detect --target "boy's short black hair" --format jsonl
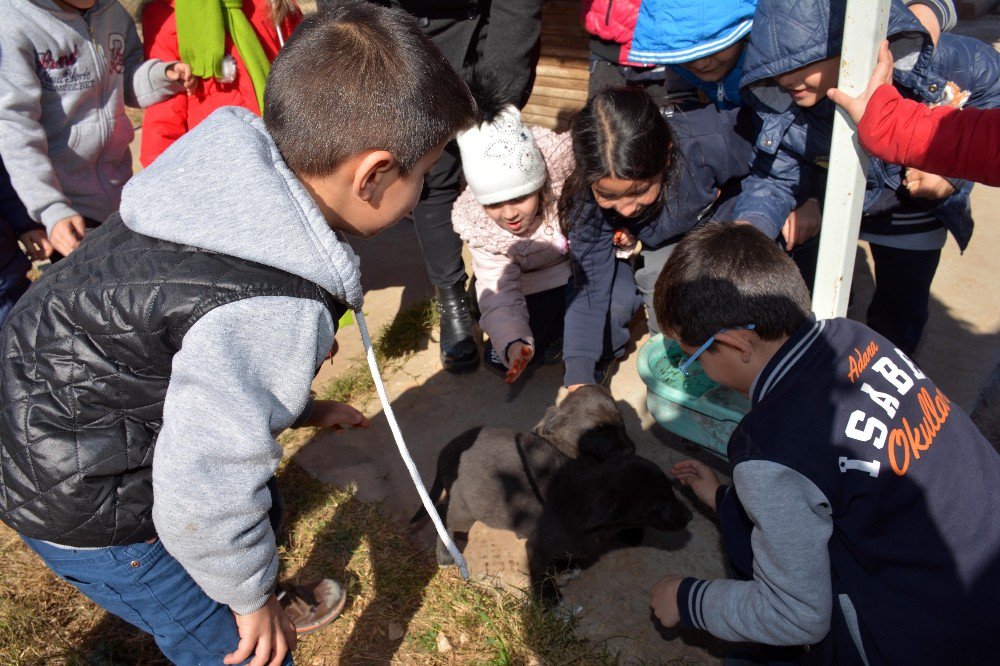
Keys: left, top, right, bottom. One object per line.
{"left": 263, "top": 0, "right": 476, "bottom": 177}
{"left": 654, "top": 223, "right": 812, "bottom": 346}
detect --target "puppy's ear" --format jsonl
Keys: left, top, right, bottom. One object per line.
{"left": 532, "top": 402, "right": 570, "bottom": 441}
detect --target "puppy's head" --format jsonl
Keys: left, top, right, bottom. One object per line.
{"left": 579, "top": 456, "right": 693, "bottom": 534}
{"left": 533, "top": 385, "right": 636, "bottom": 460}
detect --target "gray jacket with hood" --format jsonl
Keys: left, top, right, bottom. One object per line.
{"left": 0, "top": 0, "right": 181, "bottom": 232}
{"left": 121, "top": 107, "right": 363, "bottom": 614}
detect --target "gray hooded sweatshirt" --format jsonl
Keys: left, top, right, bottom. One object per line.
{"left": 119, "top": 106, "right": 364, "bottom": 615}
{"left": 0, "top": 0, "right": 181, "bottom": 232}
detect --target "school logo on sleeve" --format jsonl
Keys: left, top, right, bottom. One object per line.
{"left": 36, "top": 44, "right": 94, "bottom": 92}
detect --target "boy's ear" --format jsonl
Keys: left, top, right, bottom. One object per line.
{"left": 353, "top": 150, "right": 397, "bottom": 202}
{"left": 715, "top": 329, "right": 755, "bottom": 362}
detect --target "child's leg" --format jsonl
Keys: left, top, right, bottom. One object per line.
{"left": 604, "top": 259, "right": 643, "bottom": 358}
{"left": 21, "top": 536, "right": 292, "bottom": 665}
{"left": 866, "top": 244, "right": 941, "bottom": 355}
{"left": 525, "top": 283, "right": 568, "bottom": 361}
{"left": 0, "top": 270, "right": 30, "bottom": 329}
{"left": 634, "top": 243, "right": 677, "bottom": 335}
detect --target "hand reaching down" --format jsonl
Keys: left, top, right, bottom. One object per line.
{"left": 224, "top": 595, "right": 296, "bottom": 666}
{"left": 18, "top": 229, "right": 52, "bottom": 261}
{"left": 671, "top": 459, "right": 721, "bottom": 511}
{"left": 49, "top": 214, "right": 86, "bottom": 256}
{"left": 303, "top": 400, "right": 371, "bottom": 433}
{"left": 505, "top": 341, "right": 534, "bottom": 384}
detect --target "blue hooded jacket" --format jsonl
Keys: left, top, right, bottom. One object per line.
{"left": 629, "top": 0, "right": 753, "bottom": 109}
{"left": 732, "top": 0, "right": 1000, "bottom": 250}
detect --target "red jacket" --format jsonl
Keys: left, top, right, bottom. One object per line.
{"left": 140, "top": 0, "right": 301, "bottom": 166}
{"left": 581, "top": 0, "right": 644, "bottom": 65}
{"left": 858, "top": 84, "right": 1000, "bottom": 187}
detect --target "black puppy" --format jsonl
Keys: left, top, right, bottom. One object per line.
{"left": 411, "top": 386, "right": 691, "bottom": 600}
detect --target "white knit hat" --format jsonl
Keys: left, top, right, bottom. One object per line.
{"left": 456, "top": 105, "right": 547, "bottom": 206}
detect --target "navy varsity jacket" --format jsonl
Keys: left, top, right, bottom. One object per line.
{"left": 677, "top": 317, "right": 1000, "bottom": 665}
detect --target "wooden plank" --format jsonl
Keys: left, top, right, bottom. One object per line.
{"left": 535, "top": 66, "right": 589, "bottom": 83}
{"left": 537, "top": 56, "right": 589, "bottom": 71}
{"left": 524, "top": 93, "right": 587, "bottom": 109}
{"left": 533, "top": 75, "right": 588, "bottom": 91}
{"left": 530, "top": 84, "right": 588, "bottom": 101}
{"left": 540, "top": 44, "right": 590, "bottom": 60}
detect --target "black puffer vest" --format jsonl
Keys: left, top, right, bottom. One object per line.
{"left": 0, "top": 215, "right": 345, "bottom": 546}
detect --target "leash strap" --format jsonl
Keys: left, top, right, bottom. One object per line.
{"left": 354, "top": 309, "right": 470, "bottom": 579}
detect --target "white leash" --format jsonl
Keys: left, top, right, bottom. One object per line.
{"left": 354, "top": 308, "right": 470, "bottom": 580}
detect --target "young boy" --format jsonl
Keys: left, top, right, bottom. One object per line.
{"left": 649, "top": 223, "right": 999, "bottom": 664}
{"left": 0, "top": 3, "right": 476, "bottom": 665}
{"left": 0, "top": 0, "right": 195, "bottom": 258}
{"left": 731, "top": 0, "right": 999, "bottom": 355}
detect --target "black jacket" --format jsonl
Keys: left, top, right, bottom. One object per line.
{"left": 0, "top": 216, "right": 343, "bottom": 546}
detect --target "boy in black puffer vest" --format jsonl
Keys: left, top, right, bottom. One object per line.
{"left": 649, "top": 223, "right": 999, "bottom": 665}
{"left": 0, "top": 3, "right": 476, "bottom": 664}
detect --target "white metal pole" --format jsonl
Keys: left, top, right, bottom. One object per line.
{"left": 812, "top": 0, "right": 891, "bottom": 318}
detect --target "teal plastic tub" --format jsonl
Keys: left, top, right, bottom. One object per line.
{"left": 637, "top": 334, "right": 750, "bottom": 458}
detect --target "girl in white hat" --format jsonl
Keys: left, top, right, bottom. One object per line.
{"left": 452, "top": 78, "right": 574, "bottom": 384}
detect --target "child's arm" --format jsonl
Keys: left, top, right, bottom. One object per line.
{"left": 563, "top": 202, "right": 618, "bottom": 388}
{"left": 836, "top": 82, "right": 1000, "bottom": 186}
{"left": 0, "top": 32, "right": 79, "bottom": 236}
{"left": 906, "top": 0, "right": 957, "bottom": 46}
{"left": 151, "top": 297, "right": 338, "bottom": 618}
{"left": 732, "top": 144, "right": 816, "bottom": 242}
{"left": 122, "top": 13, "right": 190, "bottom": 108}
{"left": 652, "top": 460, "right": 835, "bottom": 645}
{"left": 472, "top": 248, "right": 533, "bottom": 373}
{"left": 139, "top": 0, "right": 191, "bottom": 167}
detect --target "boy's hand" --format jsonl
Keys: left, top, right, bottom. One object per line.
{"left": 166, "top": 62, "right": 198, "bottom": 93}
{"left": 18, "top": 229, "right": 52, "bottom": 261}
{"left": 671, "top": 459, "right": 721, "bottom": 511}
{"left": 650, "top": 574, "right": 685, "bottom": 629}
{"left": 224, "top": 594, "right": 296, "bottom": 666}
{"left": 305, "top": 399, "right": 371, "bottom": 433}
{"left": 904, "top": 168, "right": 956, "bottom": 199}
{"left": 781, "top": 198, "right": 821, "bottom": 251}
{"left": 827, "top": 40, "right": 894, "bottom": 126}
{"left": 505, "top": 342, "right": 534, "bottom": 384}
{"left": 50, "top": 214, "right": 86, "bottom": 256}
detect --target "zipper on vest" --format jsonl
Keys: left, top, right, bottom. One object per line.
{"left": 605, "top": 0, "right": 613, "bottom": 25}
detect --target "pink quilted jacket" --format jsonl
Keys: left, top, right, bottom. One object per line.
{"left": 581, "top": 0, "right": 644, "bottom": 65}
{"left": 451, "top": 127, "right": 574, "bottom": 367}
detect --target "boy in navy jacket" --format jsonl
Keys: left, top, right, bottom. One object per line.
{"left": 649, "top": 223, "right": 999, "bottom": 665}
{"left": 731, "top": 0, "right": 1000, "bottom": 355}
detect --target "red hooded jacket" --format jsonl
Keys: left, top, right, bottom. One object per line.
{"left": 857, "top": 84, "right": 1000, "bottom": 187}
{"left": 140, "top": 0, "right": 301, "bottom": 166}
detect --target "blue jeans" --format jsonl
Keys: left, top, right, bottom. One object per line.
{"left": 23, "top": 476, "right": 291, "bottom": 665}
{"left": 22, "top": 536, "right": 293, "bottom": 665}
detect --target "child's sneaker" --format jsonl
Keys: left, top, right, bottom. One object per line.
{"left": 278, "top": 579, "right": 347, "bottom": 636}
{"left": 482, "top": 339, "right": 507, "bottom": 376}
{"left": 594, "top": 356, "right": 619, "bottom": 387}
{"left": 541, "top": 338, "right": 563, "bottom": 365}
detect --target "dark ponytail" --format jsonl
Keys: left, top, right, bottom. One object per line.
{"left": 558, "top": 87, "right": 678, "bottom": 234}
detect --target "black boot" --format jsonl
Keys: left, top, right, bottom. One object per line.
{"left": 435, "top": 284, "right": 479, "bottom": 373}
